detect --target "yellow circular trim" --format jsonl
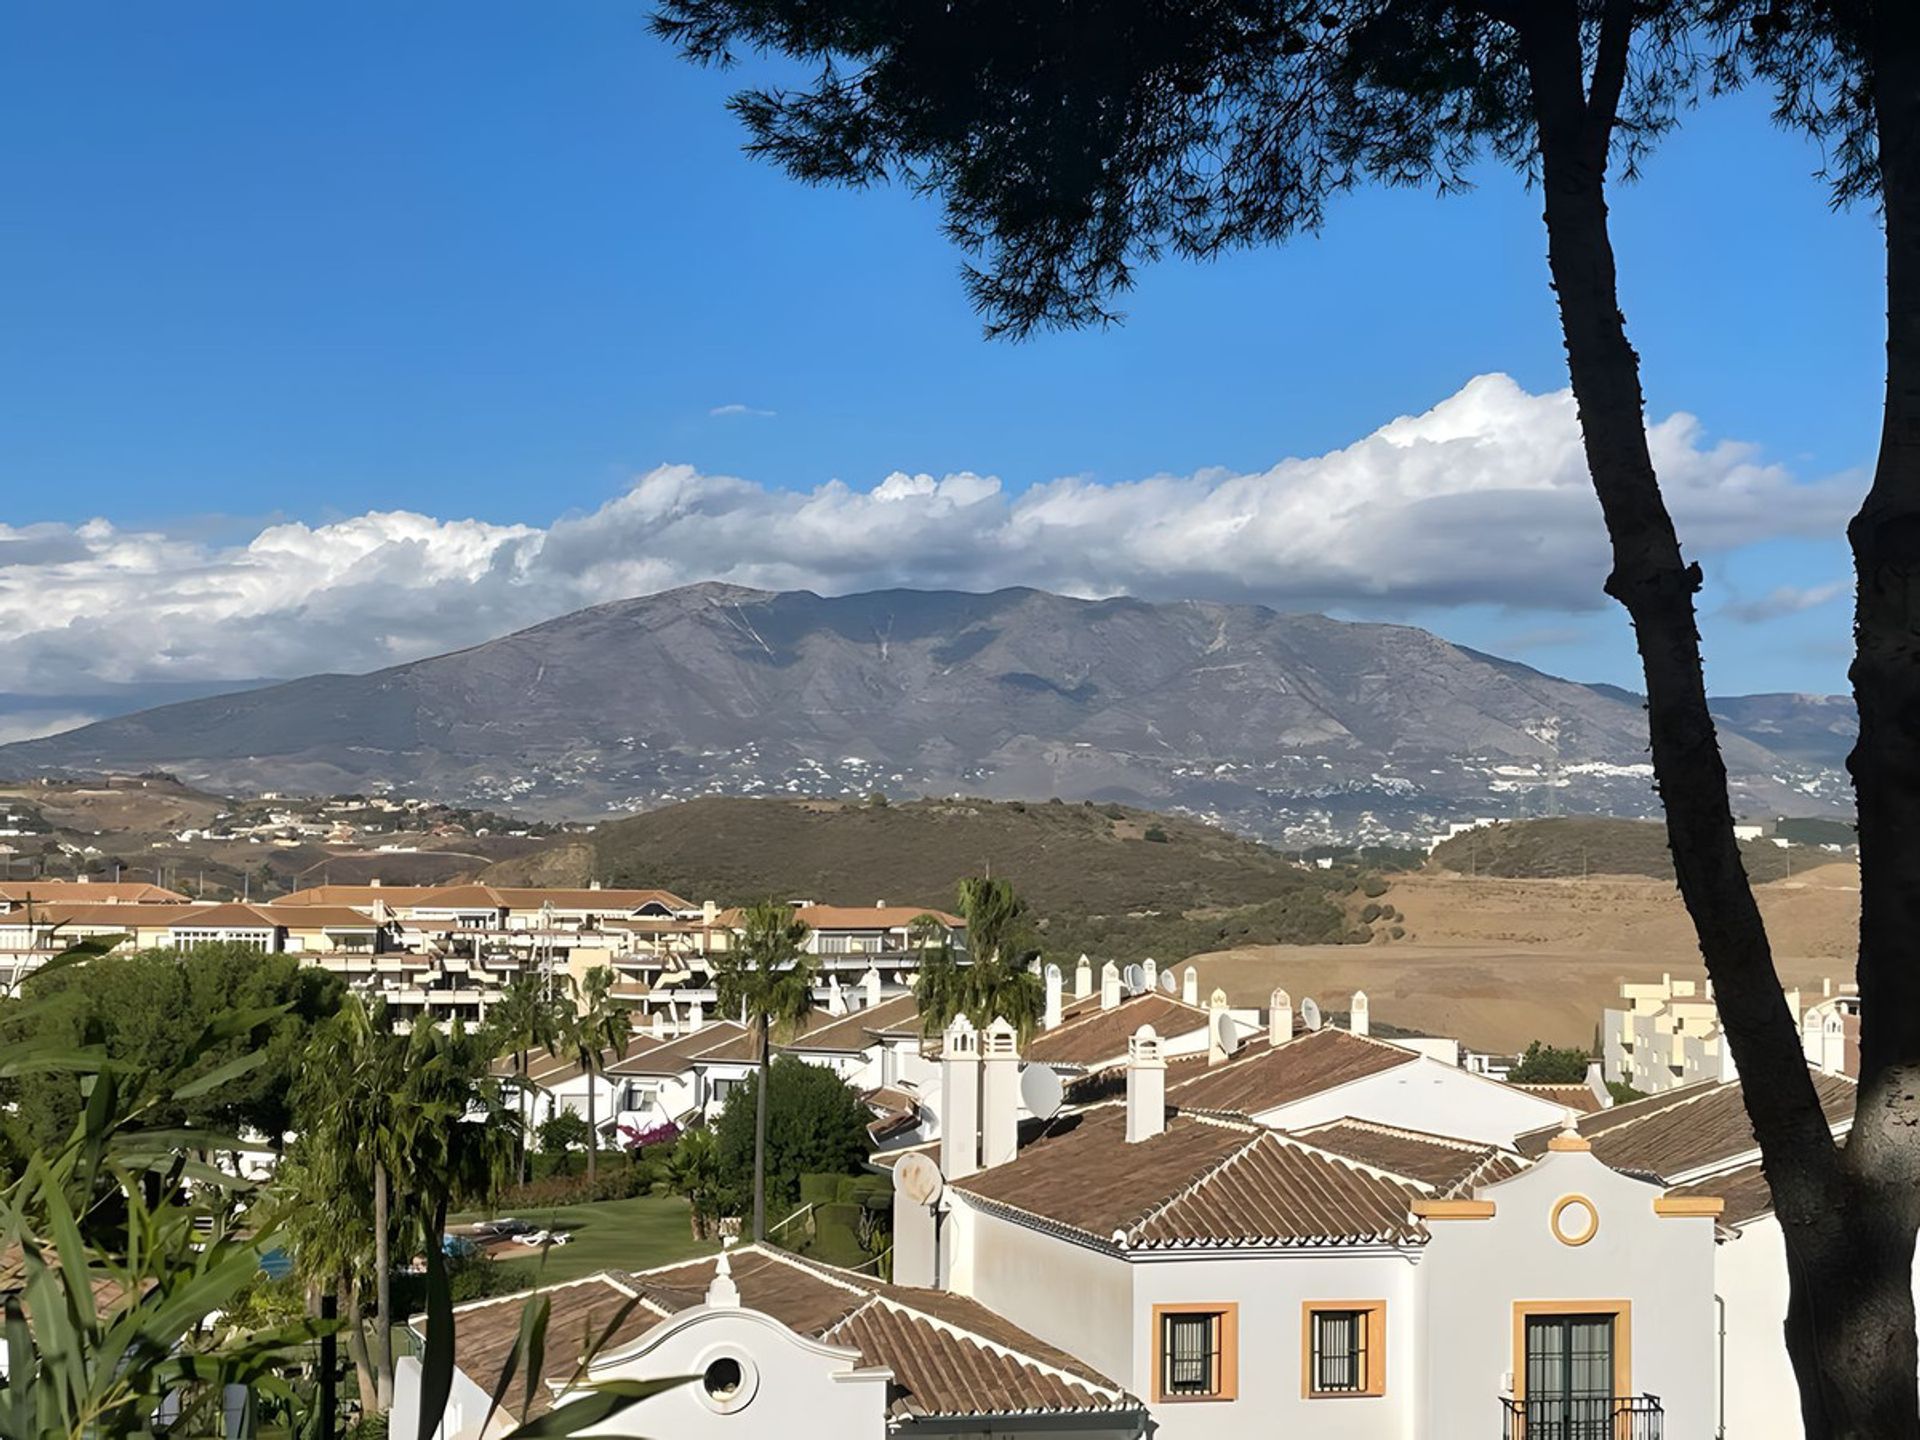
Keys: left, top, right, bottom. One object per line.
{"left": 1551, "top": 1194, "right": 1600, "bottom": 1247}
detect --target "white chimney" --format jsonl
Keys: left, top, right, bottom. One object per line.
{"left": 1270, "top": 987, "right": 1293, "bottom": 1047}
{"left": 651, "top": 1009, "right": 668, "bottom": 1040}
{"left": 689, "top": 1001, "right": 705, "bottom": 1033}
{"left": 862, "top": 966, "right": 883, "bottom": 1010}
{"left": 1126, "top": 1025, "right": 1166, "bottom": 1143}
{"left": 1075, "top": 955, "right": 1093, "bottom": 1000}
{"left": 1207, "top": 987, "right": 1230, "bottom": 1066}
{"left": 980, "top": 1016, "right": 1019, "bottom": 1169}
{"left": 1143, "top": 957, "right": 1158, "bottom": 992}
{"left": 703, "top": 899, "right": 719, "bottom": 926}
{"left": 1350, "top": 990, "right": 1370, "bottom": 1037}
{"left": 1100, "top": 961, "right": 1122, "bottom": 1011}
{"left": 826, "top": 975, "right": 847, "bottom": 1016}
{"left": 1182, "top": 966, "right": 1199, "bottom": 1007}
{"left": 941, "top": 1016, "right": 981, "bottom": 1180}
{"left": 1044, "top": 965, "right": 1063, "bottom": 1031}
{"left": 590, "top": 879, "right": 603, "bottom": 891}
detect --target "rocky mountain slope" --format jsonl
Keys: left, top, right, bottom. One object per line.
{"left": 0, "top": 584, "right": 1851, "bottom": 843}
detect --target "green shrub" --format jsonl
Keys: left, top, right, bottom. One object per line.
{"left": 1359, "top": 902, "right": 1383, "bottom": 923}
{"left": 1143, "top": 825, "right": 1169, "bottom": 843}
{"left": 799, "top": 1173, "right": 844, "bottom": 1207}
{"left": 1360, "top": 875, "right": 1389, "bottom": 898}
{"left": 1389, "top": 925, "right": 1406, "bottom": 940}
{"left": 1510, "top": 1040, "right": 1593, "bottom": 1084}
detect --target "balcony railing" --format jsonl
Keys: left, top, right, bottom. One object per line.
{"left": 1500, "top": 1395, "right": 1662, "bottom": 1440}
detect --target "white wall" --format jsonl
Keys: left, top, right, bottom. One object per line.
{"left": 1717, "top": 1215, "right": 1800, "bottom": 1439}
{"left": 578, "top": 1304, "right": 889, "bottom": 1440}
{"left": 1420, "top": 1150, "right": 1719, "bottom": 1440}
{"left": 1259, "top": 1058, "right": 1567, "bottom": 1147}
{"left": 1127, "top": 1250, "right": 1422, "bottom": 1440}
{"left": 953, "top": 1204, "right": 1136, "bottom": 1387}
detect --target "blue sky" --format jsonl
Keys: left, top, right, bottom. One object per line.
{"left": 0, "top": 2, "right": 1886, "bottom": 717}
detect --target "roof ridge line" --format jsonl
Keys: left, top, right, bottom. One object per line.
{"left": 1452, "top": 1147, "right": 1531, "bottom": 1196}
{"left": 756, "top": 1243, "right": 880, "bottom": 1298}
{"left": 867, "top": 1295, "right": 1127, "bottom": 1400}
{"left": 1303, "top": 1116, "right": 1503, "bottom": 1155}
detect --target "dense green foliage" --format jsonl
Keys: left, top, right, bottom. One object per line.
{"left": 0, "top": 942, "right": 344, "bottom": 1171}
{"left": 1509, "top": 1040, "right": 1596, "bottom": 1085}
{"left": 713, "top": 1057, "right": 871, "bottom": 1219}
{"left": 914, "top": 877, "right": 1044, "bottom": 1037}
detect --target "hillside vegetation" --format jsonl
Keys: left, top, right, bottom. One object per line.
{"left": 1429, "top": 817, "right": 1796, "bottom": 883}
{"left": 485, "top": 795, "right": 1364, "bottom": 958}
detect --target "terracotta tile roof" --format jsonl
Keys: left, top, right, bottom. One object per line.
{"left": 433, "top": 1274, "right": 655, "bottom": 1419}
{"left": 632, "top": 1248, "right": 1133, "bottom": 1420}
{"left": 490, "top": 887, "right": 691, "bottom": 912}
{"left": 794, "top": 904, "right": 962, "bottom": 931}
{"left": 276, "top": 884, "right": 440, "bottom": 907}
{"left": 0, "top": 881, "right": 188, "bottom": 905}
{"left": 492, "top": 1039, "right": 661, "bottom": 1088}
{"left": 1027, "top": 993, "right": 1209, "bottom": 1069}
{"left": 606, "top": 1022, "right": 750, "bottom": 1076}
{"left": 253, "top": 904, "right": 383, "bottom": 928}
{"left": 1670, "top": 1161, "right": 1777, "bottom": 1228}
{"left": 781, "top": 994, "right": 924, "bottom": 1054}
{"left": 1510, "top": 1082, "right": 1606, "bottom": 1115}
{"left": 1290, "top": 1119, "right": 1528, "bottom": 1196}
{"left": 156, "top": 903, "right": 285, "bottom": 928}
{"left": 954, "top": 1107, "right": 1425, "bottom": 1249}
{"left": 1515, "top": 1072, "right": 1857, "bottom": 1180}
{"left": 7, "top": 902, "right": 216, "bottom": 928}
{"left": 1165, "top": 1026, "right": 1417, "bottom": 1117}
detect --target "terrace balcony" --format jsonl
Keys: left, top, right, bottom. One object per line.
{"left": 1500, "top": 1394, "right": 1662, "bottom": 1440}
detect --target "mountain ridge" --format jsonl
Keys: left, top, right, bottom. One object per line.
{"left": 0, "top": 583, "right": 1852, "bottom": 842}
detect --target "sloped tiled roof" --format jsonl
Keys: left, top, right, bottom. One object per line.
{"left": 954, "top": 1107, "right": 1424, "bottom": 1249}
{"left": 781, "top": 993, "right": 923, "bottom": 1054}
{"left": 1166, "top": 1026, "right": 1417, "bottom": 1116}
{"left": 0, "top": 880, "right": 188, "bottom": 905}
{"left": 1515, "top": 1072, "right": 1856, "bottom": 1180}
{"left": 1670, "top": 1160, "right": 1777, "bottom": 1229}
{"left": 1027, "top": 993, "right": 1209, "bottom": 1069}
{"left": 431, "top": 1274, "right": 655, "bottom": 1419}
{"left": 1290, "top": 1118, "right": 1527, "bottom": 1196}
{"left": 606, "top": 1021, "right": 751, "bottom": 1077}
{"left": 632, "top": 1247, "right": 1133, "bottom": 1421}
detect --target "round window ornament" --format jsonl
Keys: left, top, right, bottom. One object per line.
{"left": 1550, "top": 1194, "right": 1600, "bottom": 1247}
{"left": 698, "top": 1351, "right": 760, "bottom": 1414}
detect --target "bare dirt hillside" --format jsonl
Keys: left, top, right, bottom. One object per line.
{"left": 1188, "top": 864, "right": 1859, "bottom": 1054}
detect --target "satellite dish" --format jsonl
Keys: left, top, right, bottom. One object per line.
{"left": 1160, "top": 970, "right": 1178, "bottom": 995}
{"left": 1123, "top": 963, "right": 1147, "bottom": 995}
{"left": 1211, "top": 1010, "right": 1241, "bottom": 1055}
{"left": 1301, "top": 997, "right": 1323, "bottom": 1033}
{"left": 1019, "top": 1062, "right": 1064, "bottom": 1121}
{"left": 893, "top": 1152, "right": 945, "bottom": 1208}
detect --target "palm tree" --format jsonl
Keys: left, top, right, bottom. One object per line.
{"left": 913, "top": 877, "right": 1044, "bottom": 1039}
{"left": 657, "top": 1127, "right": 720, "bottom": 1239}
{"left": 712, "top": 900, "right": 815, "bottom": 1242}
{"left": 487, "top": 971, "right": 568, "bottom": 1184}
{"left": 565, "top": 966, "right": 632, "bottom": 1187}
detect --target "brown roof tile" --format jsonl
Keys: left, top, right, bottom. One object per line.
{"left": 781, "top": 993, "right": 924, "bottom": 1054}
{"left": 436, "top": 1275, "right": 655, "bottom": 1419}
{"left": 1515, "top": 1072, "right": 1856, "bottom": 1180}
{"left": 1291, "top": 1119, "right": 1528, "bottom": 1195}
{"left": 607, "top": 1022, "right": 751, "bottom": 1076}
{"left": 954, "top": 1107, "right": 1424, "bottom": 1248}
{"left": 1671, "top": 1161, "right": 1777, "bottom": 1228}
{"left": 635, "top": 1247, "right": 868, "bottom": 1333}
{"left": 1027, "top": 993, "right": 1209, "bottom": 1069}
{"left": 1166, "top": 1026, "right": 1416, "bottom": 1116}
{"left": 0, "top": 881, "right": 188, "bottom": 905}
{"left": 1510, "top": 1083, "right": 1606, "bottom": 1115}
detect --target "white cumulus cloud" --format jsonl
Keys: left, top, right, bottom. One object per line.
{"left": 0, "top": 374, "right": 1857, "bottom": 706}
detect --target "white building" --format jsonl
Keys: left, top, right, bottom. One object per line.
{"left": 1601, "top": 973, "right": 1861, "bottom": 1094}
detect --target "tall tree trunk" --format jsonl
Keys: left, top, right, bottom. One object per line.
{"left": 372, "top": 1159, "right": 394, "bottom": 1412}
{"left": 1808, "top": 10, "right": 1920, "bottom": 1439}
{"left": 586, "top": 1063, "right": 598, "bottom": 1187}
{"left": 1512, "top": 5, "right": 1904, "bottom": 1432}
{"left": 342, "top": 1280, "right": 379, "bottom": 1419}
{"left": 753, "top": 1021, "right": 770, "bottom": 1242}
{"left": 517, "top": 1046, "right": 529, "bottom": 1187}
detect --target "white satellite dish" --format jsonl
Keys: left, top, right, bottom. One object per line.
{"left": 1123, "top": 962, "right": 1147, "bottom": 995}
{"left": 1300, "top": 996, "right": 1323, "bottom": 1033}
{"left": 893, "top": 1152, "right": 945, "bottom": 1208}
{"left": 1211, "top": 1009, "right": 1241, "bottom": 1055}
{"left": 1160, "top": 970, "right": 1178, "bottom": 995}
{"left": 1019, "top": 1062, "right": 1064, "bottom": 1121}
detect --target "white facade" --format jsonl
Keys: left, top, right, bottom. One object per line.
{"left": 1252, "top": 1054, "right": 1569, "bottom": 1148}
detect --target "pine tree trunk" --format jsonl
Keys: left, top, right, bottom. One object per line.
{"left": 1797, "top": 12, "right": 1920, "bottom": 1437}
{"left": 753, "top": 1021, "right": 770, "bottom": 1242}
{"left": 517, "top": 1046, "right": 529, "bottom": 1186}
{"left": 1512, "top": 5, "right": 1910, "bottom": 1431}
{"left": 372, "top": 1158, "right": 394, "bottom": 1412}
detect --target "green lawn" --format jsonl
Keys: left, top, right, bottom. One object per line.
{"left": 454, "top": 1195, "right": 716, "bottom": 1289}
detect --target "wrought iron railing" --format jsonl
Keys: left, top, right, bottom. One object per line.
{"left": 1500, "top": 1394, "right": 1663, "bottom": 1440}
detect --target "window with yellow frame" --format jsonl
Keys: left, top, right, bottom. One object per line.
{"left": 1302, "top": 1300, "right": 1387, "bottom": 1398}
{"left": 1152, "top": 1303, "right": 1239, "bottom": 1402}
